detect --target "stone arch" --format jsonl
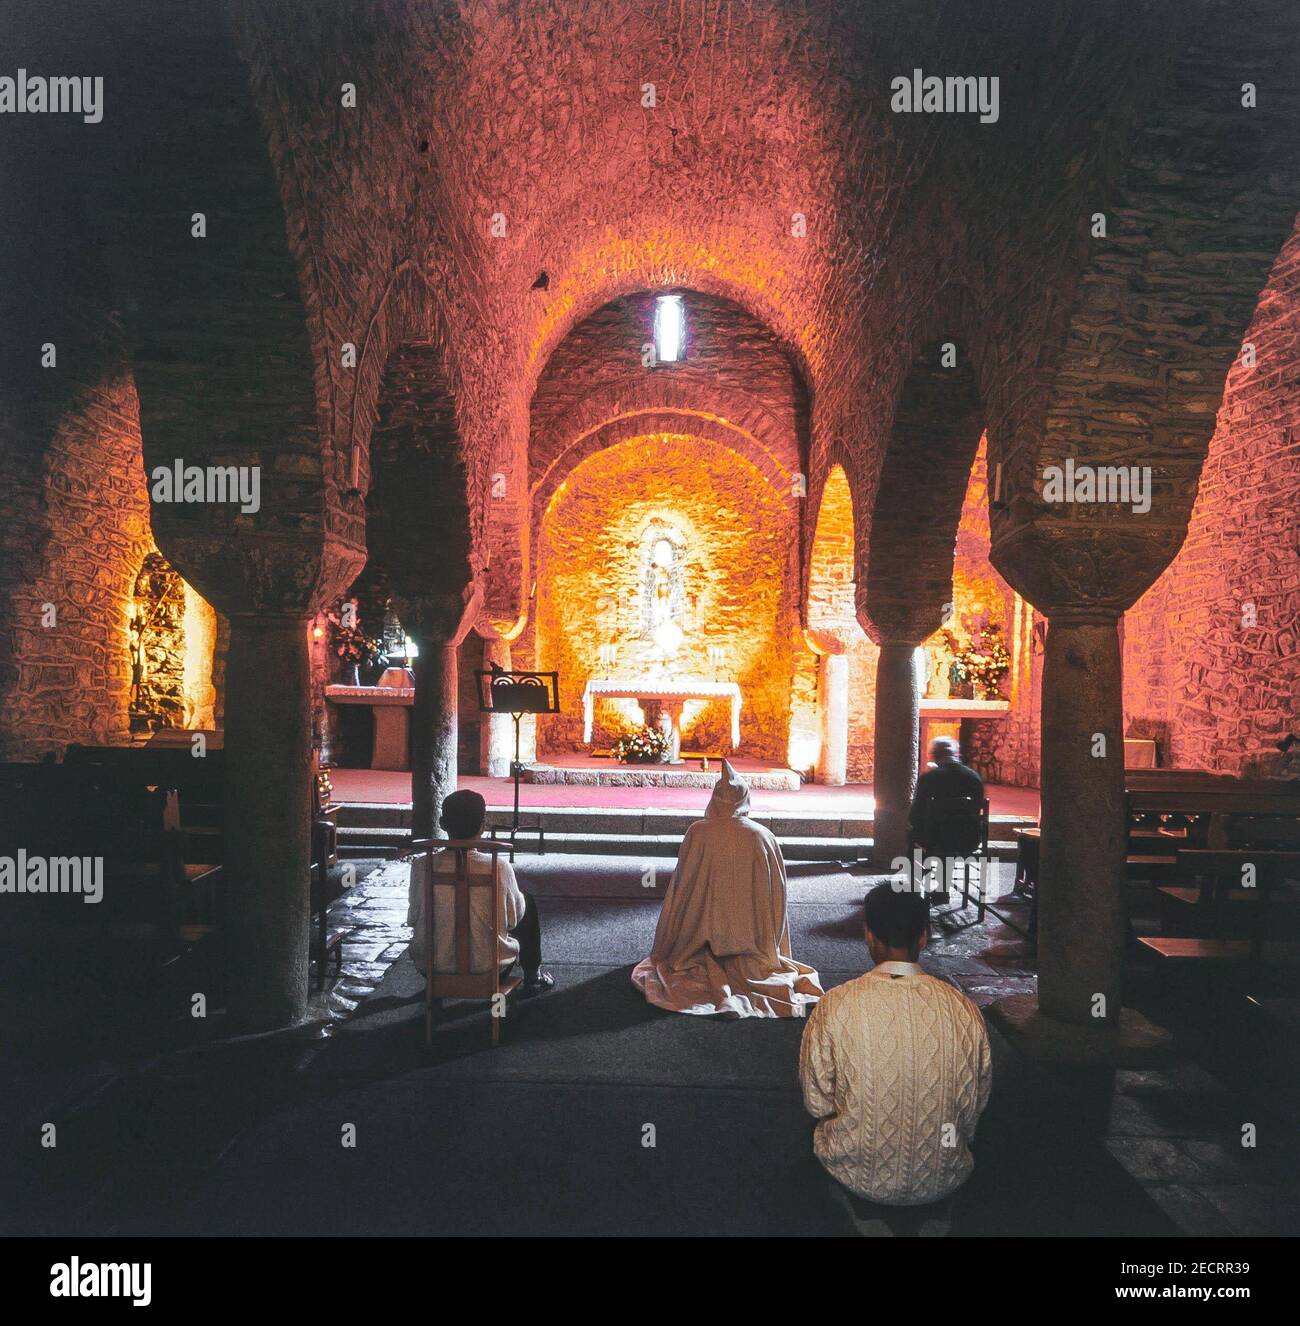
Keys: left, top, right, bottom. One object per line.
{"left": 988, "top": 5, "right": 1300, "bottom": 616}
{"left": 863, "top": 342, "right": 986, "bottom": 645}
{"left": 521, "top": 256, "right": 820, "bottom": 410}
{"left": 531, "top": 408, "right": 796, "bottom": 550}
{"left": 531, "top": 431, "right": 801, "bottom": 763}
{"left": 801, "top": 462, "right": 879, "bottom": 785}
{"left": 365, "top": 342, "right": 476, "bottom": 627}
{"left": 528, "top": 288, "right": 810, "bottom": 613}
{"left": 85, "top": 1, "right": 365, "bottom": 619}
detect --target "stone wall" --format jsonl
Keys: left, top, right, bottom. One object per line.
{"left": 0, "top": 371, "right": 224, "bottom": 761}
{"left": 1122, "top": 223, "right": 1300, "bottom": 776}
{"left": 0, "top": 375, "right": 152, "bottom": 759}
{"left": 532, "top": 433, "right": 799, "bottom": 762}
{"left": 530, "top": 290, "right": 806, "bottom": 503}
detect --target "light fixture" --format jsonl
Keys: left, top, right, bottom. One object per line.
{"left": 654, "top": 294, "right": 685, "bottom": 363}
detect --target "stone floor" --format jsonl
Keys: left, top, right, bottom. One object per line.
{"left": 2, "top": 852, "right": 1296, "bottom": 1236}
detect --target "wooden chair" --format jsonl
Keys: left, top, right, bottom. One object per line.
{"left": 409, "top": 837, "right": 522, "bottom": 1047}
{"left": 910, "top": 796, "right": 990, "bottom": 922}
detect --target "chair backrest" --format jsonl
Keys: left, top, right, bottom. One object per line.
{"left": 409, "top": 837, "right": 511, "bottom": 998}
{"left": 914, "top": 795, "right": 989, "bottom": 858}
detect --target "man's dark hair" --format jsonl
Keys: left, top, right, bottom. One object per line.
{"left": 862, "top": 881, "right": 929, "bottom": 951}
{"left": 440, "top": 789, "right": 487, "bottom": 840}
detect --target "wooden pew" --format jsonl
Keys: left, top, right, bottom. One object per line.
{"left": 1141, "top": 845, "right": 1300, "bottom": 973}
{"left": 1124, "top": 784, "right": 1300, "bottom": 878}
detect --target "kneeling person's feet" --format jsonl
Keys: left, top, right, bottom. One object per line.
{"left": 521, "top": 969, "right": 555, "bottom": 998}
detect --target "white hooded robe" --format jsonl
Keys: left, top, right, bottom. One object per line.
{"left": 630, "top": 760, "right": 824, "bottom": 1018}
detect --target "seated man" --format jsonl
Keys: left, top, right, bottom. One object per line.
{"left": 407, "top": 789, "right": 553, "bottom": 996}
{"left": 908, "top": 736, "right": 986, "bottom": 898}
{"left": 799, "top": 882, "right": 991, "bottom": 1235}
{"left": 631, "top": 759, "right": 822, "bottom": 1018}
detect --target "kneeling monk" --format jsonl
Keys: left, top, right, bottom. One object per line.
{"left": 632, "top": 760, "right": 823, "bottom": 1018}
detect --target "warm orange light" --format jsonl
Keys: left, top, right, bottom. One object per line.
{"left": 180, "top": 580, "right": 217, "bottom": 729}
{"left": 534, "top": 431, "right": 798, "bottom": 761}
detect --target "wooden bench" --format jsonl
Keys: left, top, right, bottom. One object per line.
{"left": 1124, "top": 785, "right": 1300, "bottom": 879}
{"left": 1140, "top": 847, "right": 1300, "bottom": 974}
{"left": 12, "top": 746, "right": 350, "bottom": 990}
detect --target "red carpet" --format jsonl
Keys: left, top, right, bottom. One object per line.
{"left": 330, "top": 766, "right": 1040, "bottom": 817}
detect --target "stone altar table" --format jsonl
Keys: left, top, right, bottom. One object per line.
{"left": 326, "top": 672, "right": 415, "bottom": 771}
{"left": 919, "top": 697, "right": 1010, "bottom": 754}
{"left": 582, "top": 678, "right": 742, "bottom": 763}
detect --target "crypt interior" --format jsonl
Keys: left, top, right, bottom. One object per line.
{"left": 1, "top": 0, "right": 1299, "bottom": 1238}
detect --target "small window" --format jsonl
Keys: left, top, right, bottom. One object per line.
{"left": 654, "top": 294, "right": 685, "bottom": 363}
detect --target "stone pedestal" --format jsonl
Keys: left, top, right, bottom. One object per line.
{"left": 872, "top": 639, "right": 921, "bottom": 864}
{"left": 988, "top": 993, "right": 1174, "bottom": 1070}
{"left": 410, "top": 635, "right": 458, "bottom": 842}
{"left": 222, "top": 614, "right": 313, "bottom": 1031}
{"left": 816, "top": 651, "right": 848, "bottom": 786}
{"left": 642, "top": 698, "right": 685, "bottom": 763}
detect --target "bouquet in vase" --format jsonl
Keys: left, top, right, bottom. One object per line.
{"left": 614, "top": 725, "right": 671, "bottom": 764}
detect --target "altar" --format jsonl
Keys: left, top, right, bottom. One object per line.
{"left": 582, "top": 678, "right": 742, "bottom": 763}
{"left": 325, "top": 667, "right": 415, "bottom": 771}
{"left": 918, "top": 697, "right": 1010, "bottom": 753}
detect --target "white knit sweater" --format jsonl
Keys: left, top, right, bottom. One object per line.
{"left": 799, "top": 962, "right": 992, "bottom": 1204}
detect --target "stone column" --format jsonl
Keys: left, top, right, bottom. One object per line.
{"left": 872, "top": 638, "right": 921, "bottom": 865}
{"left": 480, "top": 636, "right": 515, "bottom": 778}
{"left": 222, "top": 613, "right": 313, "bottom": 1031}
{"left": 1036, "top": 610, "right": 1126, "bottom": 1027}
{"left": 410, "top": 633, "right": 458, "bottom": 842}
{"left": 816, "top": 650, "right": 849, "bottom": 786}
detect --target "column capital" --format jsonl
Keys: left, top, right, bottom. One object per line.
{"left": 859, "top": 607, "right": 933, "bottom": 651}
{"left": 803, "top": 627, "right": 848, "bottom": 657}
{"left": 1044, "top": 605, "right": 1123, "bottom": 627}
{"left": 990, "top": 522, "right": 1179, "bottom": 618}
{"left": 873, "top": 633, "right": 926, "bottom": 652}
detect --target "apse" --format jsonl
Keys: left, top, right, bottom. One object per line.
{"left": 533, "top": 432, "right": 798, "bottom": 761}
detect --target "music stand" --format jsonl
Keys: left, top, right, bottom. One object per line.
{"left": 477, "top": 669, "right": 559, "bottom": 860}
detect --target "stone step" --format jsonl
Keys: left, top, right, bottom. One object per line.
{"left": 337, "top": 820, "right": 1024, "bottom": 863}
{"left": 335, "top": 799, "right": 1036, "bottom": 839}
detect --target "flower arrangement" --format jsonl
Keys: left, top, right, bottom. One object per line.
{"left": 614, "top": 725, "right": 671, "bottom": 764}
{"left": 955, "top": 622, "right": 1011, "bottom": 700}
{"left": 327, "top": 610, "right": 384, "bottom": 676}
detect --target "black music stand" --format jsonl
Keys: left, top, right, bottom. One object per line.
{"left": 477, "top": 669, "right": 559, "bottom": 860}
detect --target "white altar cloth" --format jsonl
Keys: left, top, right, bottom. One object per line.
{"left": 582, "top": 679, "right": 742, "bottom": 747}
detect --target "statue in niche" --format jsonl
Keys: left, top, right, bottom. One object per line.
{"left": 640, "top": 530, "right": 686, "bottom": 663}
{"left": 649, "top": 538, "right": 675, "bottom": 627}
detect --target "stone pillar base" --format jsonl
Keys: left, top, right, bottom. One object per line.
{"left": 987, "top": 993, "right": 1174, "bottom": 1069}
